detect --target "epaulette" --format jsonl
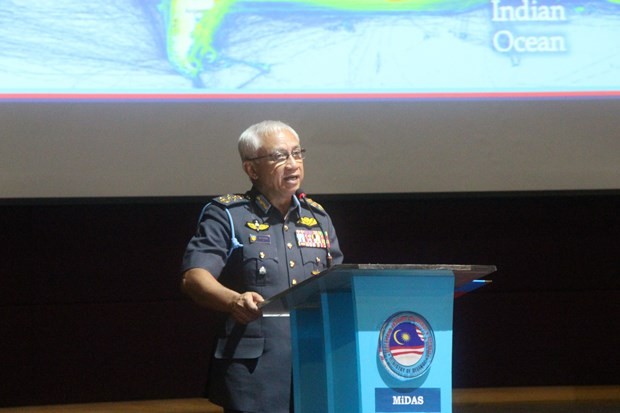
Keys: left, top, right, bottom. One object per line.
{"left": 304, "top": 196, "right": 326, "bottom": 214}
{"left": 212, "top": 194, "right": 249, "bottom": 207}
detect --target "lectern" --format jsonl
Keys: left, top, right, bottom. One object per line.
{"left": 260, "top": 264, "right": 496, "bottom": 413}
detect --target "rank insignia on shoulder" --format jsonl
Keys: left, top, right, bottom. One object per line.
{"left": 304, "top": 197, "right": 325, "bottom": 212}
{"left": 298, "top": 216, "right": 318, "bottom": 228}
{"left": 246, "top": 220, "right": 270, "bottom": 232}
{"left": 215, "top": 194, "right": 247, "bottom": 205}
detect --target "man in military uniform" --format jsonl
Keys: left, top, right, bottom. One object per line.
{"left": 181, "top": 120, "right": 344, "bottom": 413}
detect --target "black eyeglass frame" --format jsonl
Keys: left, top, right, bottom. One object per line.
{"left": 245, "top": 148, "right": 306, "bottom": 163}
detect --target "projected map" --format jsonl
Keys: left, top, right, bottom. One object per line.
{"left": 0, "top": 0, "right": 619, "bottom": 97}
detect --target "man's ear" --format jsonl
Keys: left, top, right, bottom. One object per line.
{"left": 243, "top": 161, "right": 258, "bottom": 180}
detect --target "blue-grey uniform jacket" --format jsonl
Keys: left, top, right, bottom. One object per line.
{"left": 182, "top": 188, "right": 343, "bottom": 413}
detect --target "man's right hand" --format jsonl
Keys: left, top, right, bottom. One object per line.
{"left": 229, "top": 291, "right": 264, "bottom": 324}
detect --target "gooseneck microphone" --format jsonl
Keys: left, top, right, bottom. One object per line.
{"left": 296, "top": 189, "right": 332, "bottom": 268}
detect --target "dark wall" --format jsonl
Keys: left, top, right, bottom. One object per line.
{"left": 1, "top": 192, "right": 619, "bottom": 407}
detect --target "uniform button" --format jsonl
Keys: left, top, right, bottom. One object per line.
{"left": 259, "top": 266, "right": 267, "bottom": 275}
{"left": 259, "top": 252, "right": 266, "bottom": 259}
{"left": 283, "top": 225, "right": 289, "bottom": 231}
{"left": 289, "top": 260, "right": 296, "bottom": 268}
{"left": 315, "top": 257, "right": 321, "bottom": 263}
{"left": 287, "top": 243, "right": 293, "bottom": 249}
{"left": 292, "top": 279, "right": 297, "bottom": 285}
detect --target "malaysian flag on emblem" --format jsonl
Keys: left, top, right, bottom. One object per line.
{"left": 389, "top": 322, "right": 425, "bottom": 366}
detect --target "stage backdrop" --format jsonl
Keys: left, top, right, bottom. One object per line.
{"left": 2, "top": 0, "right": 620, "bottom": 199}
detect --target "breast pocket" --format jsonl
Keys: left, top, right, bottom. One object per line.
{"left": 242, "top": 242, "right": 279, "bottom": 286}
{"left": 299, "top": 247, "right": 328, "bottom": 277}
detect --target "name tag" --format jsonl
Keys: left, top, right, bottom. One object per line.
{"left": 249, "top": 234, "right": 271, "bottom": 244}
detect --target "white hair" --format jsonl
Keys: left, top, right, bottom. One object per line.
{"left": 238, "top": 120, "right": 299, "bottom": 161}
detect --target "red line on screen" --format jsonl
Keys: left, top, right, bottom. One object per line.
{"left": 2, "top": 91, "right": 619, "bottom": 101}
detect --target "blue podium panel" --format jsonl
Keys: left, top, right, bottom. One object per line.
{"left": 291, "top": 291, "right": 360, "bottom": 413}
{"left": 264, "top": 264, "right": 496, "bottom": 413}
{"left": 291, "top": 308, "right": 328, "bottom": 413}
{"left": 321, "top": 291, "right": 360, "bottom": 412}
{"left": 353, "top": 272, "right": 455, "bottom": 413}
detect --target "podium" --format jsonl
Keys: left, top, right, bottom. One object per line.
{"left": 260, "top": 264, "right": 496, "bottom": 413}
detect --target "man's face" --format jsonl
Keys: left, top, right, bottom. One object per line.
{"left": 247, "top": 128, "right": 304, "bottom": 201}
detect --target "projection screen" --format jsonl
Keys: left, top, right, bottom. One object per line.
{"left": 1, "top": 0, "right": 619, "bottom": 198}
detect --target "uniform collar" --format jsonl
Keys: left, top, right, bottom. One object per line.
{"left": 248, "top": 187, "right": 301, "bottom": 217}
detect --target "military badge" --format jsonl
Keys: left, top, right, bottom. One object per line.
{"left": 246, "top": 220, "right": 269, "bottom": 232}
{"left": 297, "top": 216, "right": 318, "bottom": 228}
{"left": 254, "top": 194, "right": 270, "bottom": 212}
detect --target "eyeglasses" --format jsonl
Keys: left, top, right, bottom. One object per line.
{"left": 246, "top": 148, "right": 306, "bottom": 164}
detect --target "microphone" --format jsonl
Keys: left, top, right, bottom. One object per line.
{"left": 296, "top": 189, "right": 332, "bottom": 268}
{"left": 296, "top": 189, "right": 307, "bottom": 200}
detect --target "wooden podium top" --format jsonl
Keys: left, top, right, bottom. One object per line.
{"left": 260, "top": 263, "right": 496, "bottom": 315}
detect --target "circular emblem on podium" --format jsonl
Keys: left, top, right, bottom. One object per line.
{"left": 378, "top": 311, "right": 435, "bottom": 380}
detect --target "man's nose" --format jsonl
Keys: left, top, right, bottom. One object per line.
{"left": 284, "top": 155, "right": 299, "bottom": 167}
